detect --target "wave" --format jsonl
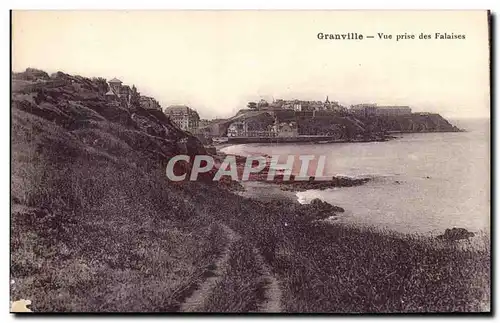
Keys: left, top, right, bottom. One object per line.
{"left": 296, "top": 190, "right": 336, "bottom": 205}
{"left": 334, "top": 173, "right": 375, "bottom": 180}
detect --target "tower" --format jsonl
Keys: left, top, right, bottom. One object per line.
{"left": 108, "top": 77, "right": 123, "bottom": 96}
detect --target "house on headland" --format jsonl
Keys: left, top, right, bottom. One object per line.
{"left": 106, "top": 77, "right": 123, "bottom": 97}
{"left": 105, "top": 77, "right": 133, "bottom": 109}
{"left": 105, "top": 77, "right": 163, "bottom": 112}
{"left": 164, "top": 105, "right": 200, "bottom": 132}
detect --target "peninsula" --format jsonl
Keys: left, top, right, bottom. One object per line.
{"left": 181, "top": 98, "right": 462, "bottom": 145}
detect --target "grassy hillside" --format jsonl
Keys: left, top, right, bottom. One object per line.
{"left": 11, "top": 69, "right": 489, "bottom": 313}
{"left": 11, "top": 70, "right": 223, "bottom": 312}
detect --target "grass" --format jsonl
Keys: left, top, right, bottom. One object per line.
{"left": 11, "top": 109, "right": 225, "bottom": 312}
{"left": 187, "top": 185, "right": 490, "bottom": 313}
{"left": 10, "top": 162, "right": 225, "bottom": 311}
{"left": 203, "top": 239, "right": 265, "bottom": 312}
{"left": 275, "top": 224, "right": 490, "bottom": 313}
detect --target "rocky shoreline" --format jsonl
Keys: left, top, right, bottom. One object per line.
{"left": 213, "top": 150, "right": 371, "bottom": 194}
{"left": 212, "top": 147, "right": 482, "bottom": 243}
{"left": 211, "top": 148, "right": 369, "bottom": 222}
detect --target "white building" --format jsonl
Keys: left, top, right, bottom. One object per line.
{"left": 164, "top": 105, "right": 200, "bottom": 131}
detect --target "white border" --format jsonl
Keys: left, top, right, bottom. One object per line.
{"left": 2, "top": 1, "right": 497, "bottom": 322}
{"left": 2, "top": 0, "right": 500, "bottom": 9}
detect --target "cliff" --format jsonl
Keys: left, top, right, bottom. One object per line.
{"left": 297, "top": 112, "right": 462, "bottom": 137}
{"left": 361, "top": 113, "right": 462, "bottom": 134}
{"left": 12, "top": 70, "right": 207, "bottom": 165}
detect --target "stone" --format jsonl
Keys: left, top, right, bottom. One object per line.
{"left": 437, "top": 228, "right": 475, "bottom": 241}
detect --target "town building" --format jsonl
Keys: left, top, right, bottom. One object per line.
{"left": 350, "top": 103, "right": 378, "bottom": 117}
{"left": 164, "top": 105, "right": 200, "bottom": 131}
{"left": 105, "top": 77, "right": 133, "bottom": 109}
{"left": 350, "top": 104, "right": 412, "bottom": 117}
{"left": 225, "top": 111, "right": 302, "bottom": 138}
{"left": 226, "top": 112, "right": 275, "bottom": 137}
{"left": 309, "top": 101, "right": 325, "bottom": 111}
{"left": 227, "top": 121, "right": 246, "bottom": 137}
{"left": 328, "top": 100, "right": 348, "bottom": 112}
{"left": 293, "top": 101, "right": 303, "bottom": 112}
{"left": 376, "top": 106, "right": 412, "bottom": 116}
{"left": 270, "top": 97, "right": 337, "bottom": 112}
{"left": 270, "top": 99, "right": 284, "bottom": 109}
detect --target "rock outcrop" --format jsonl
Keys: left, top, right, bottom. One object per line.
{"left": 278, "top": 176, "right": 370, "bottom": 191}
{"left": 294, "top": 198, "right": 345, "bottom": 221}
{"left": 437, "top": 228, "right": 475, "bottom": 241}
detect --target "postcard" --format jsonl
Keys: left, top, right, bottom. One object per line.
{"left": 10, "top": 10, "right": 490, "bottom": 313}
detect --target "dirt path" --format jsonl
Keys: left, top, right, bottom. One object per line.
{"left": 253, "top": 248, "right": 283, "bottom": 313}
{"left": 178, "top": 223, "right": 283, "bottom": 313}
{"left": 179, "top": 224, "right": 239, "bottom": 312}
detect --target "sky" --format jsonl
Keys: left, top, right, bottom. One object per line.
{"left": 12, "top": 10, "right": 490, "bottom": 119}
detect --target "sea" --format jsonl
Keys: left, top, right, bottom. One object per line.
{"left": 221, "top": 118, "right": 490, "bottom": 235}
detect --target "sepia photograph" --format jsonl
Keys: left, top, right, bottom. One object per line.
{"left": 10, "top": 10, "right": 491, "bottom": 313}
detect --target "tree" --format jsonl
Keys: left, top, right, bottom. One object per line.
{"left": 92, "top": 77, "right": 109, "bottom": 94}
{"left": 130, "top": 85, "right": 141, "bottom": 108}
{"left": 247, "top": 102, "right": 257, "bottom": 110}
{"left": 258, "top": 99, "right": 269, "bottom": 109}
